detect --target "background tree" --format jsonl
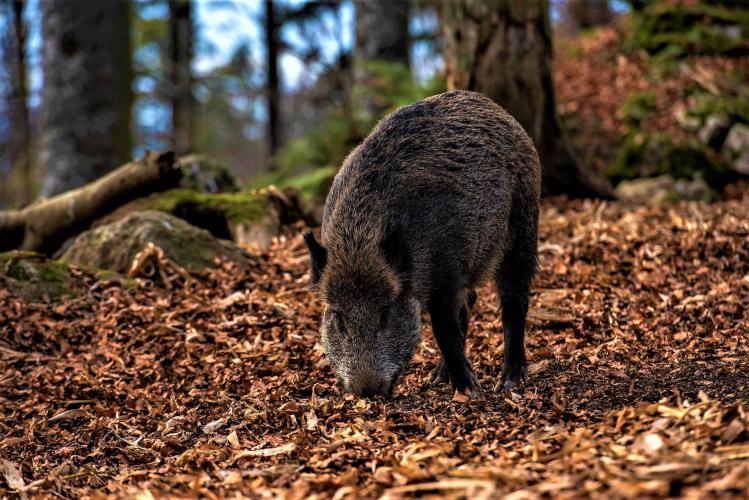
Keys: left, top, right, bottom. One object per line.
{"left": 265, "top": 0, "right": 282, "bottom": 156}
{"left": 168, "top": 0, "right": 194, "bottom": 155}
{"left": 354, "top": 0, "right": 410, "bottom": 118}
{"left": 441, "top": 0, "right": 613, "bottom": 198}
{"left": 1, "top": 0, "right": 31, "bottom": 204}
{"left": 40, "top": 0, "right": 132, "bottom": 196}
{"left": 560, "top": 0, "right": 612, "bottom": 36}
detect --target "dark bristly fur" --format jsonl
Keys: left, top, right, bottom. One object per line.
{"left": 305, "top": 90, "right": 541, "bottom": 398}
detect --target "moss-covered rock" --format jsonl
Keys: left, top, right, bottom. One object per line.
{"left": 629, "top": 2, "right": 749, "bottom": 58}
{"left": 61, "top": 211, "right": 250, "bottom": 273}
{"left": 609, "top": 132, "right": 653, "bottom": 184}
{"left": 0, "top": 251, "right": 75, "bottom": 301}
{"left": 609, "top": 132, "right": 731, "bottom": 188}
{"left": 686, "top": 93, "right": 749, "bottom": 127}
{"left": 150, "top": 189, "right": 267, "bottom": 237}
{"left": 177, "top": 154, "right": 239, "bottom": 193}
{"left": 94, "top": 189, "right": 268, "bottom": 240}
{"left": 615, "top": 175, "right": 713, "bottom": 203}
{"left": 0, "top": 251, "right": 132, "bottom": 302}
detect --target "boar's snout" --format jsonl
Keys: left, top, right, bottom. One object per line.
{"left": 342, "top": 370, "right": 398, "bottom": 399}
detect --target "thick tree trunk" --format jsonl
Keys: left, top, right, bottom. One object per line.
{"left": 560, "top": 0, "right": 611, "bottom": 36}
{"left": 354, "top": 0, "right": 410, "bottom": 67}
{"left": 0, "top": 152, "right": 181, "bottom": 255}
{"left": 353, "top": 0, "right": 410, "bottom": 118}
{"left": 168, "top": 0, "right": 194, "bottom": 155}
{"left": 40, "top": 0, "right": 132, "bottom": 197}
{"left": 441, "top": 0, "right": 613, "bottom": 198}
{"left": 11, "top": 0, "right": 32, "bottom": 204}
{"left": 265, "top": 0, "right": 281, "bottom": 156}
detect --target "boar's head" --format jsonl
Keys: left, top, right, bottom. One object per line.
{"left": 304, "top": 222, "right": 420, "bottom": 398}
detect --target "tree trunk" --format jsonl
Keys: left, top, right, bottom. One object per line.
{"left": 353, "top": 0, "right": 410, "bottom": 117}
{"left": 10, "top": 0, "right": 34, "bottom": 205}
{"left": 168, "top": 0, "right": 194, "bottom": 155}
{"left": 40, "top": 0, "right": 132, "bottom": 197}
{"left": 0, "top": 152, "right": 181, "bottom": 254}
{"left": 441, "top": 0, "right": 613, "bottom": 198}
{"left": 265, "top": 0, "right": 281, "bottom": 157}
{"left": 560, "top": 0, "right": 611, "bottom": 36}
{"left": 354, "top": 0, "right": 410, "bottom": 66}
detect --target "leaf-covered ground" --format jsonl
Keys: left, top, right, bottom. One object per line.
{"left": 2, "top": 196, "right": 749, "bottom": 498}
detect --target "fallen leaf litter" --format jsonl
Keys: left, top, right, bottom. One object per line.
{"left": 1, "top": 197, "right": 748, "bottom": 498}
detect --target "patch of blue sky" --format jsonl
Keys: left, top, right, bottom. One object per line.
{"left": 22, "top": 0, "right": 41, "bottom": 111}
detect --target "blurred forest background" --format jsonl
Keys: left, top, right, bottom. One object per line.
{"left": 1, "top": 0, "right": 747, "bottom": 210}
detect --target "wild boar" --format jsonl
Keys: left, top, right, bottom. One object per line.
{"left": 304, "top": 90, "right": 541, "bottom": 398}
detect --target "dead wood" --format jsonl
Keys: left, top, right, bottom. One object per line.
{"left": 0, "top": 151, "right": 181, "bottom": 254}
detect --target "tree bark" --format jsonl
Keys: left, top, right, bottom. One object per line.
{"left": 560, "top": 0, "right": 611, "bottom": 36}
{"left": 441, "top": 0, "right": 613, "bottom": 198}
{"left": 265, "top": 0, "right": 282, "bottom": 156}
{"left": 9, "top": 0, "right": 32, "bottom": 205}
{"left": 353, "top": 0, "right": 410, "bottom": 117}
{"left": 354, "top": 0, "right": 410, "bottom": 67}
{"left": 168, "top": 0, "right": 194, "bottom": 155}
{"left": 0, "top": 152, "right": 181, "bottom": 254}
{"left": 40, "top": 0, "right": 132, "bottom": 197}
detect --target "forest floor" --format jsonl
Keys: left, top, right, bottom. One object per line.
{"left": 2, "top": 195, "right": 749, "bottom": 499}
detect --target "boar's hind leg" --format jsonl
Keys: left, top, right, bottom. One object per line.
{"left": 494, "top": 215, "right": 538, "bottom": 392}
{"left": 428, "top": 286, "right": 480, "bottom": 396}
{"left": 431, "top": 288, "right": 477, "bottom": 385}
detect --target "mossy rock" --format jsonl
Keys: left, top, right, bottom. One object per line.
{"left": 150, "top": 189, "right": 268, "bottom": 239}
{"left": 177, "top": 154, "right": 239, "bottom": 193}
{"left": 0, "top": 251, "right": 76, "bottom": 301}
{"left": 615, "top": 175, "right": 714, "bottom": 203}
{"left": 94, "top": 189, "right": 268, "bottom": 241}
{"left": 609, "top": 133, "right": 732, "bottom": 188}
{"left": 61, "top": 211, "right": 250, "bottom": 273}
{"left": 0, "top": 251, "right": 132, "bottom": 302}
{"left": 629, "top": 2, "right": 749, "bottom": 57}
{"left": 686, "top": 93, "right": 749, "bottom": 126}
{"left": 609, "top": 132, "right": 653, "bottom": 185}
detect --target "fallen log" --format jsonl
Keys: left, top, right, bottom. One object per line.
{"left": 0, "top": 151, "right": 181, "bottom": 254}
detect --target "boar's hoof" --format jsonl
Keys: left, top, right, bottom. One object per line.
{"left": 495, "top": 365, "right": 528, "bottom": 392}
{"left": 452, "top": 368, "right": 481, "bottom": 398}
{"left": 430, "top": 359, "right": 450, "bottom": 385}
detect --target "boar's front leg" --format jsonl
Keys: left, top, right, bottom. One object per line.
{"left": 428, "top": 285, "right": 480, "bottom": 396}
{"left": 431, "top": 288, "right": 477, "bottom": 385}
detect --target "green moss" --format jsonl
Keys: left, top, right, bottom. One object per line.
{"left": 1, "top": 251, "right": 69, "bottom": 286}
{"left": 283, "top": 166, "right": 337, "bottom": 201}
{"left": 622, "top": 91, "right": 658, "bottom": 128}
{"left": 253, "top": 61, "right": 445, "bottom": 199}
{"left": 177, "top": 155, "right": 239, "bottom": 193}
{"left": 609, "top": 132, "right": 730, "bottom": 188}
{"left": 0, "top": 251, "right": 135, "bottom": 301}
{"left": 629, "top": 2, "right": 749, "bottom": 57}
{"left": 686, "top": 93, "right": 749, "bottom": 125}
{"left": 150, "top": 189, "right": 266, "bottom": 224}
{"left": 264, "top": 110, "right": 358, "bottom": 186}
{"left": 609, "top": 132, "right": 651, "bottom": 185}
{"left": 657, "top": 140, "right": 730, "bottom": 188}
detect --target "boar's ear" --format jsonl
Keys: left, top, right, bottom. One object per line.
{"left": 380, "top": 221, "right": 411, "bottom": 284}
{"left": 304, "top": 231, "right": 327, "bottom": 285}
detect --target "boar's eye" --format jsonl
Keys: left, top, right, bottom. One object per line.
{"left": 379, "top": 307, "right": 390, "bottom": 329}
{"left": 334, "top": 312, "right": 348, "bottom": 334}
